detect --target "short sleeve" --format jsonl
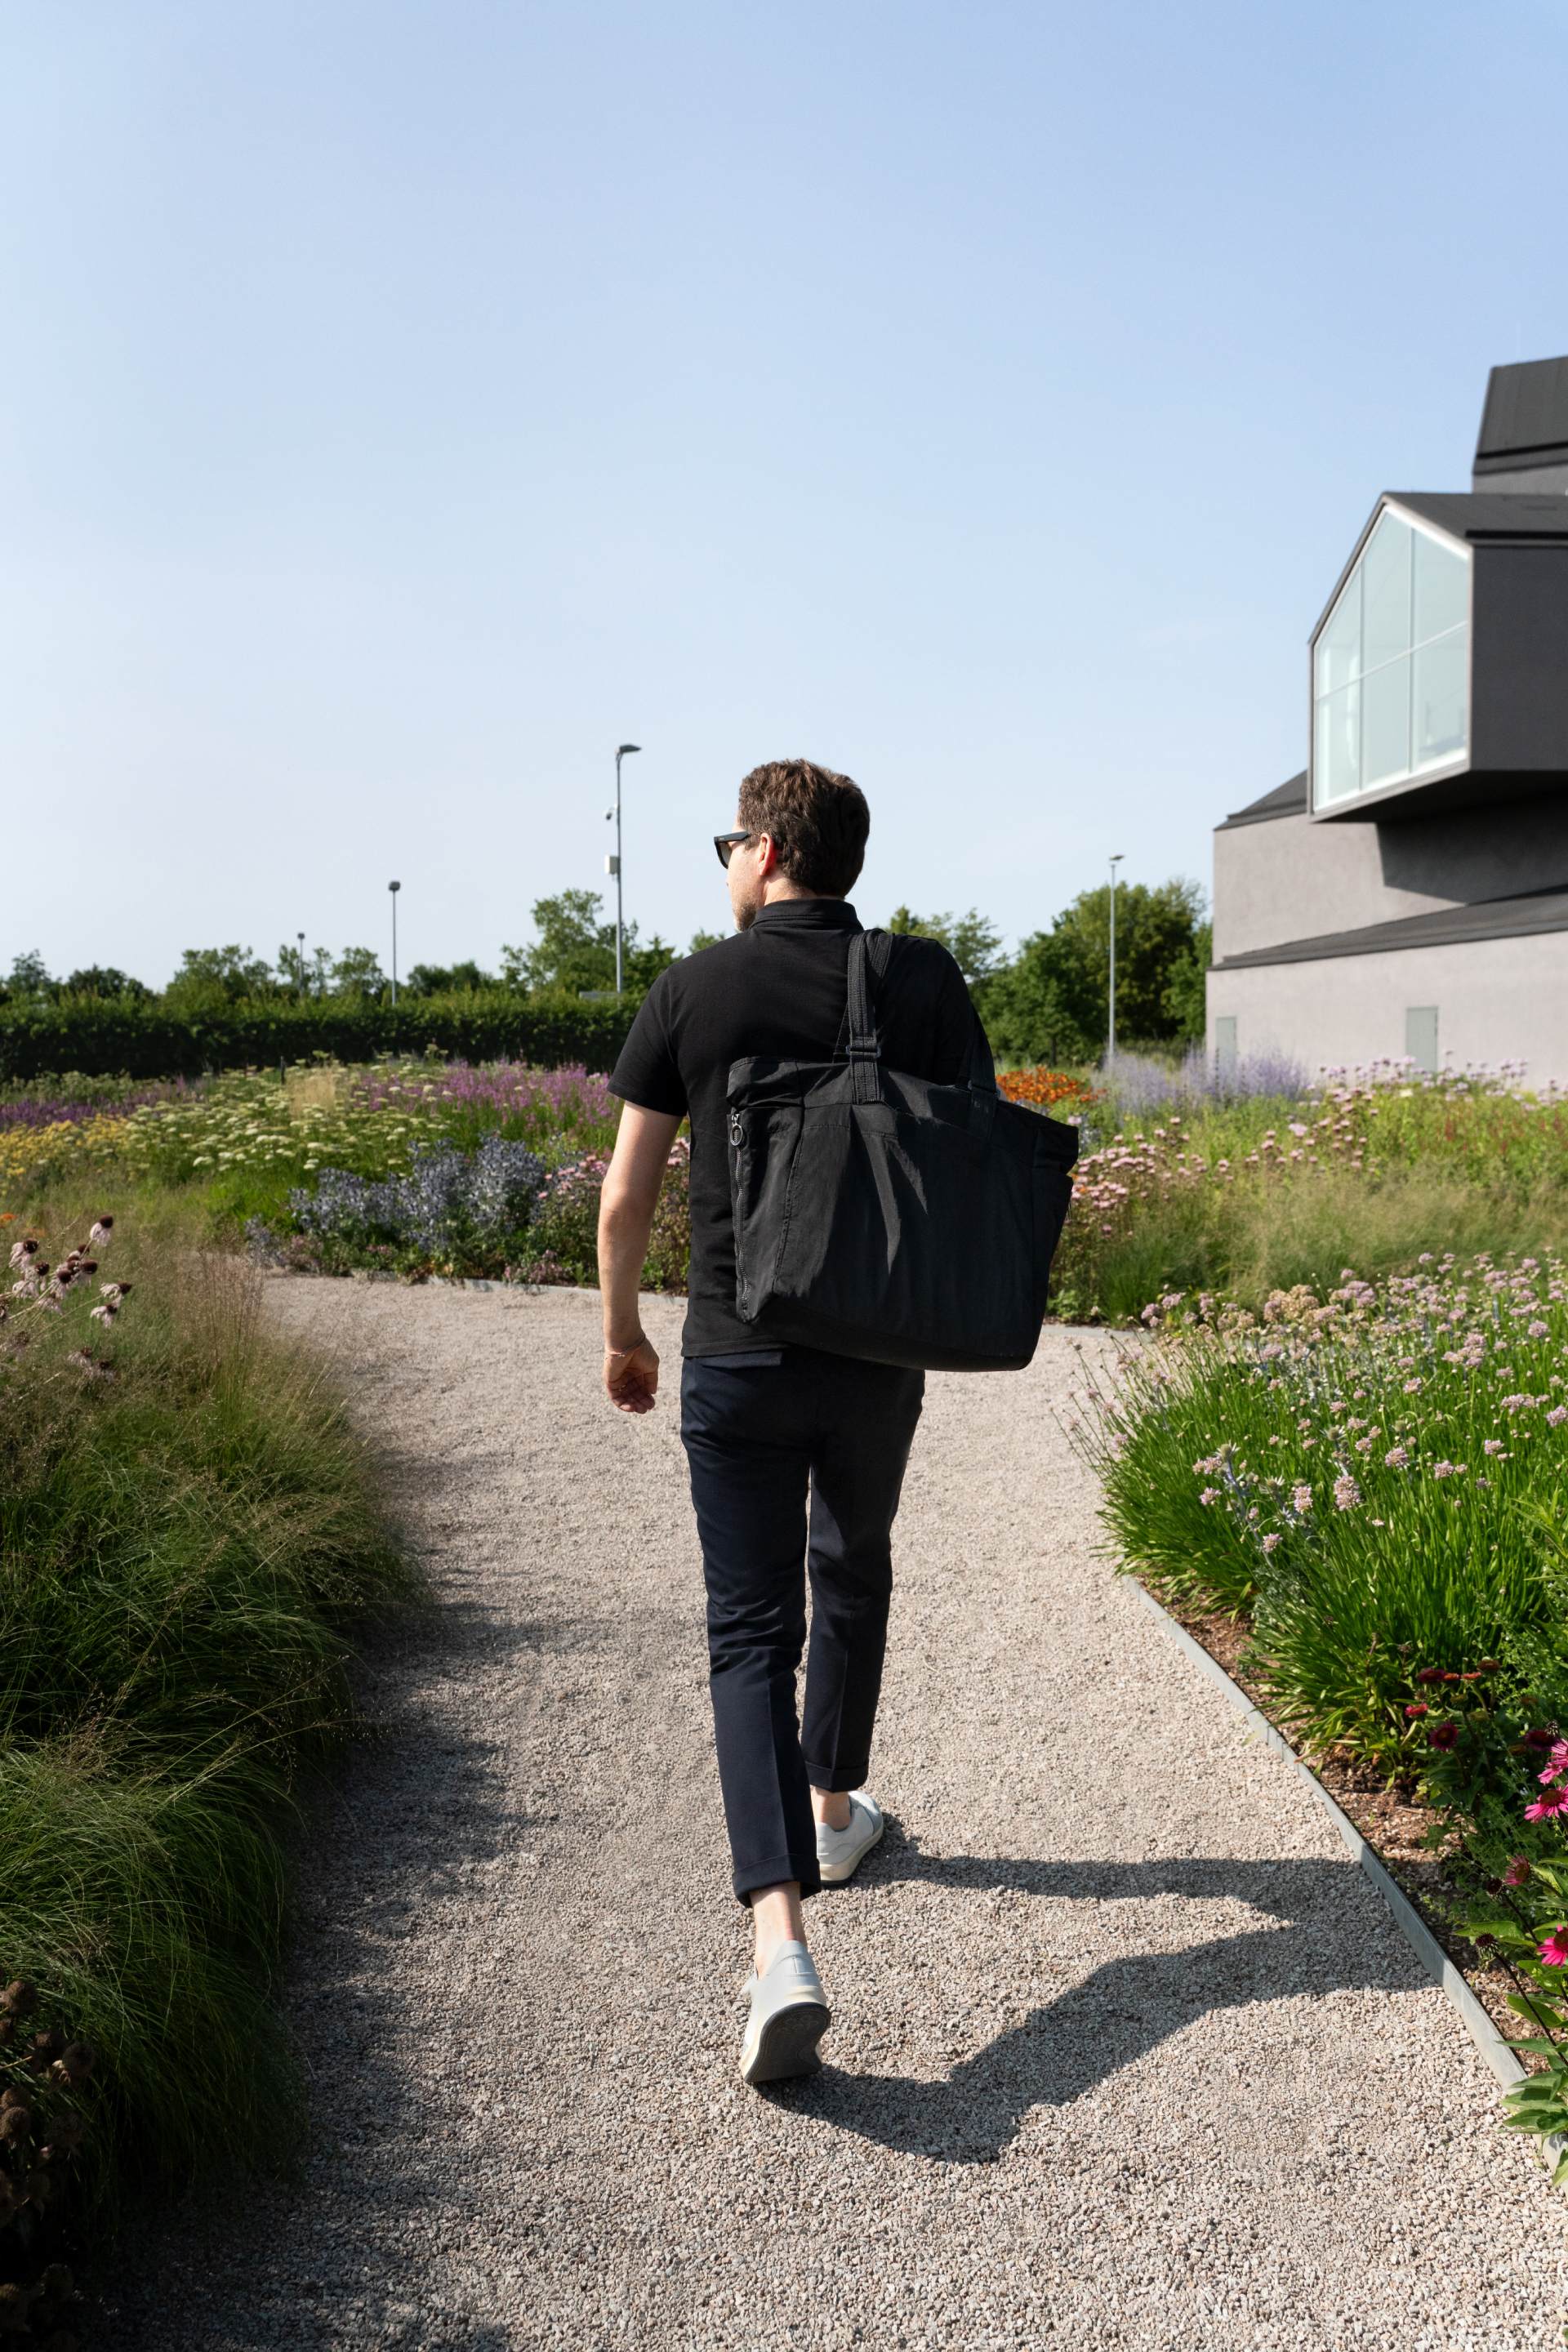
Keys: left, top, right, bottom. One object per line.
{"left": 608, "top": 969, "right": 688, "bottom": 1116}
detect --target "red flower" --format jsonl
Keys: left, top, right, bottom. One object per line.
{"left": 1405, "top": 1703, "right": 1429, "bottom": 1720}
{"left": 1428, "top": 1722, "right": 1459, "bottom": 1749}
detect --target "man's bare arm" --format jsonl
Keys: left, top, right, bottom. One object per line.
{"left": 596, "top": 1101, "right": 682, "bottom": 1413}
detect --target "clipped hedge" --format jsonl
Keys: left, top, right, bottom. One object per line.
{"left": 0, "top": 989, "right": 640, "bottom": 1084}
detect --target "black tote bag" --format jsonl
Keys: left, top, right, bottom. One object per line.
{"left": 725, "top": 929, "right": 1079, "bottom": 1371}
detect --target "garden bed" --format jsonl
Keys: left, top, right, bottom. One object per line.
{"left": 1080, "top": 1253, "right": 1568, "bottom": 2174}
{"left": 0, "top": 1200, "right": 417, "bottom": 2319}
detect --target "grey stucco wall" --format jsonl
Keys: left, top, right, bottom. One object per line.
{"left": 1212, "top": 799, "right": 1568, "bottom": 961}
{"left": 1206, "top": 930, "right": 1568, "bottom": 1085}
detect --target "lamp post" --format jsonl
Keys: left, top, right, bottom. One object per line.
{"left": 388, "top": 881, "right": 401, "bottom": 1009}
{"left": 296, "top": 930, "right": 306, "bottom": 1001}
{"left": 1107, "top": 854, "right": 1125, "bottom": 1060}
{"left": 608, "top": 745, "right": 640, "bottom": 994}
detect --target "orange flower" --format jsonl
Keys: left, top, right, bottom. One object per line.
{"left": 997, "top": 1068, "right": 1100, "bottom": 1112}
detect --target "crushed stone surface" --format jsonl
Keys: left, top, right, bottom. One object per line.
{"left": 104, "top": 1284, "right": 1568, "bottom": 2350}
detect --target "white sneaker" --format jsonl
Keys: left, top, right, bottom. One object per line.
{"left": 740, "top": 1941, "right": 831, "bottom": 2086}
{"left": 815, "top": 1790, "right": 884, "bottom": 1885}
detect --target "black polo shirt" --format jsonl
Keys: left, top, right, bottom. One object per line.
{"left": 608, "top": 897, "right": 978, "bottom": 1356}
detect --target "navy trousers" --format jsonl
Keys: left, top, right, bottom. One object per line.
{"left": 679, "top": 1348, "right": 925, "bottom": 1904}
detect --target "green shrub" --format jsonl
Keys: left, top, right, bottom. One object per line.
{"left": 1084, "top": 1255, "right": 1568, "bottom": 1767}
{"left": 0, "top": 987, "right": 639, "bottom": 1084}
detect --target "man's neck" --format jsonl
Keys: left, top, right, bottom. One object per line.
{"left": 758, "top": 881, "right": 834, "bottom": 906}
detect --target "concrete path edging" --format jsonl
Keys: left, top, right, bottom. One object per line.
{"left": 1129, "top": 1576, "right": 1567, "bottom": 2180}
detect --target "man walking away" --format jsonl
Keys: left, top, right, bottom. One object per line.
{"left": 595, "top": 759, "right": 982, "bottom": 2085}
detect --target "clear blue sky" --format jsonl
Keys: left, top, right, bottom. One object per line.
{"left": 4, "top": 1, "right": 1564, "bottom": 986}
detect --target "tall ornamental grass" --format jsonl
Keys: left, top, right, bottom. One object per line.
{"left": 0, "top": 1200, "right": 416, "bottom": 2224}
{"left": 1052, "top": 1066, "right": 1568, "bottom": 1322}
{"left": 1080, "top": 1254, "right": 1568, "bottom": 1770}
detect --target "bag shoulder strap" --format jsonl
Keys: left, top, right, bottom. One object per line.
{"left": 846, "top": 929, "right": 883, "bottom": 1103}
{"left": 850, "top": 927, "right": 997, "bottom": 1102}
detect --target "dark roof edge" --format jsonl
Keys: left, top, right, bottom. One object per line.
{"left": 1214, "top": 887, "right": 1568, "bottom": 970}
{"left": 1218, "top": 773, "right": 1308, "bottom": 830}
{"left": 1474, "top": 443, "right": 1568, "bottom": 474}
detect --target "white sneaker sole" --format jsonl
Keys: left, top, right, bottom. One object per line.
{"left": 817, "top": 1811, "right": 885, "bottom": 1886}
{"left": 741, "top": 1994, "right": 831, "bottom": 2086}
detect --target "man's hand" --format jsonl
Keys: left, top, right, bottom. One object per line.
{"left": 604, "top": 1333, "right": 661, "bottom": 1414}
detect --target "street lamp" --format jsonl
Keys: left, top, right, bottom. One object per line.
{"left": 607, "top": 745, "right": 640, "bottom": 994}
{"left": 1107, "top": 854, "right": 1125, "bottom": 1061}
{"left": 388, "top": 881, "right": 401, "bottom": 1009}
{"left": 296, "top": 929, "right": 306, "bottom": 1001}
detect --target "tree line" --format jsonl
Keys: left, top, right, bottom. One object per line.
{"left": 2, "top": 873, "right": 1209, "bottom": 1065}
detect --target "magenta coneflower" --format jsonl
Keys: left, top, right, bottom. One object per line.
{"left": 1524, "top": 1785, "right": 1568, "bottom": 1820}
{"left": 1503, "top": 1856, "right": 1533, "bottom": 1886}
{"left": 1539, "top": 1931, "right": 1568, "bottom": 1967}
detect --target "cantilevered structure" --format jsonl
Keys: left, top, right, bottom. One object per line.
{"left": 1208, "top": 357, "right": 1568, "bottom": 1082}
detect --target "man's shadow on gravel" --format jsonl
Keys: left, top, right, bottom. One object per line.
{"left": 778, "top": 1833, "right": 1432, "bottom": 2165}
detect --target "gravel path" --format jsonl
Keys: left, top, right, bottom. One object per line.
{"left": 107, "top": 1283, "right": 1567, "bottom": 2351}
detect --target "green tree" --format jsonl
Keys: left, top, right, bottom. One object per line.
{"left": 61, "top": 964, "right": 153, "bottom": 1001}
{"left": 502, "top": 890, "right": 674, "bottom": 995}
{"left": 3, "top": 951, "right": 56, "bottom": 1003}
{"left": 982, "top": 878, "right": 1206, "bottom": 1064}
{"left": 327, "top": 946, "right": 388, "bottom": 1000}
{"left": 163, "top": 946, "right": 278, "bottom": 1012}
{"left": 404, "top": 960, "right": 495, "bottom": 996}
{"left": 982, "top": 932, "right": 1097, "bottom": 1065}
{"left": 687, "top": 929, "right": 725, "bottom": 956}
{"left": 886, "top": 906, "right": 1004, "bottom": 988}
{"left": 1161, "top": 920, "right": 1212, "bottom": 1045}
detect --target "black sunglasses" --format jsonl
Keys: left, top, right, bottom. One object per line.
{"left": 713, "top": 830, "right": 755, "bottom": 869}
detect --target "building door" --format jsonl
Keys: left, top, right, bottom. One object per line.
{"left": 1405, "top": 1004, "right": 1438, "bottom": 1073}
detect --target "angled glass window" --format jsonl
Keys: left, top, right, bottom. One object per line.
{"left": 1310, "top": 507, "right": 1470, "bottom": 809}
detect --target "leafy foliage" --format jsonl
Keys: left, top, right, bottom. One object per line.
{"left": 501, "top": 889, "right": 674, "bottom": 996}
{"left": 982, "top": 878, "right": 1207, "bottom": 1062}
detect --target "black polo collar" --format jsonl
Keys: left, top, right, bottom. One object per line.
{"left": 748, "top": 897, "right": 862, "bottom": 933}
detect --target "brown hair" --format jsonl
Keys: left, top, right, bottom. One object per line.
{"left": 737, "top": 759, "right": 870, "bottom": 897}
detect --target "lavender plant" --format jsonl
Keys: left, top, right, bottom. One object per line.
{"left": 283, "top": 1136, "right": 546, "bottom": 1274}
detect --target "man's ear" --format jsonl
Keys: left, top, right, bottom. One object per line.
{"left": 755, "top": 831, "right": 778, "bottom": 877}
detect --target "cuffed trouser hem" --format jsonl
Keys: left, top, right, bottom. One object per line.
{"left": 802, "top": 1757, "right": 871, "bottom": 1795}
{"left": 734, "top": 1849, "right": 823, "bottom": 1906}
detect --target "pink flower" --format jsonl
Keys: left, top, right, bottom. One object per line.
{"left": 1291, "top": 1484, "right": 1313, "bottom": 1513}
{"left": 1405, "top": 1703, "right": 1428, "bottom": 1720}
{"left": 1384, "top": 1445, "right": 1410, "bottom": 1469}
{"left": 1524, "top": 1785, "right": 1568, "bottom": 1820}
{"left": 1199, "top": 1487, "right": 1221, "bottom": 1507}
{"left": 1484, "top": 1439, "right": 1504, "bottom": 1455}
{"left": 1333, "top": 1472, "right": 1362, "bottom": 1511}
{"left": 1503, "top": 1856, "right": 1533, "bottom": 1886}
{"left": 1539, "top": 1933, "right": 1568, "bottom": 1967}
{"left": 1529, "top": 1321, "right": 1551, "bottom": 1339}
{"left": 1432, "top": 1461, "right": 1458, "bottom": 1479}
{"left": 1261, "top": 1532, "right": 1282, "bottom": 1553}
{"left": 1549, "top": 1407, "right": 1568, "bottom": 1428}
